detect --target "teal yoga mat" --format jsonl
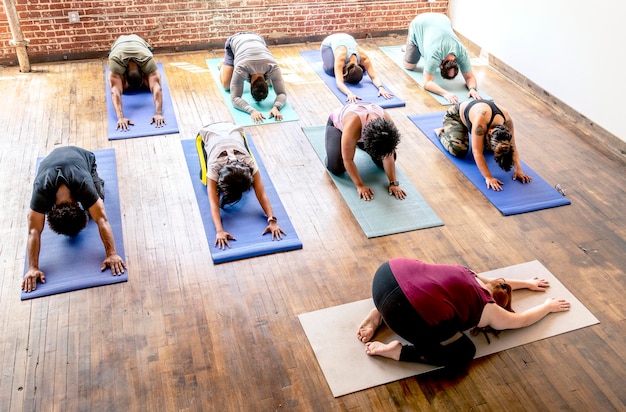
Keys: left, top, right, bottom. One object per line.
{"left": 408, "top": 112, "right": 571, "bottom": 215}
{"left": 22, "top": 149, "right": 127, "bottom": 300}
{"left": 379, "top": 45, "right": 492, "bottom": 106}
{"left": 106, "top": 63, "right": 180, "bottom": 140}
{"left": 302, "top": 125, "right": 443, "bottom": 238}
{"left": 205, "top": 58, "right": 300, "bottom": 127}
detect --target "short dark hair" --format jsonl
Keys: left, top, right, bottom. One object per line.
{"left": 47, "top": 203, "right": 88, "bottom": 237}
{"left": 217, "top": 161, "right": 254, "bottom": 208}
{"left": 343, "top": 62, "right": 364, "bottom": 85}
{"left": 490, "top": 125, "right": 514, "bottom": 172}
{"left": 440, "top": 59, "right": 459, "bottom": 80}
{"left": 362, "top": 118, "right": 401, "bottom": 161}
{"left": 126, "top": 69, "right": 143, "bottom": 89}
{"left": 250, "top": 77, "right": 269, "bottom": 102}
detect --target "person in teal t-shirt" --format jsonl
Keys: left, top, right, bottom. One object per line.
{"left": 404, "top": 13, "right": 482, "bottom": 104}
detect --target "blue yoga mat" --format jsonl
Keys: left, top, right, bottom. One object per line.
{"left": 22, "top": 149, "right": 127, "bottom": 300}
{"left": 106, "top": 62, "right": 180, "bottom": 140}
{"left": 379, "top": 45, "right": 492, "bottom": 106}
{"left": 299, "top": 50, "right": 406, "bottom": 109}
{"left": 408, "top": 112, "right": 571, "bottom": 215}
{"left": 302, "top": 125, "right": 443, "bottom": 238}
{"left": 205, "top": 58, "right": 300, "bottom": 127}
{"left": 181, "top": 137, "right": 302, "bottom": 264}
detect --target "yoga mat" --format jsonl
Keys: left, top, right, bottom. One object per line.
{"left": 298, "top": 260, "right": 599, "bottom": 397}
{"left": 106, "top": 63, "right": 180, "bottom": 140}
{"left": 302, "top": 125, "right": 443, "bottom": 238}
{"left": 205, "top": 58, "right": 300, "bottom": 127}
{"left": 22, "top": 149, "right": 127, "bottom": 300}
{"left": 181, "top": 136, "right": 302, "bottom": 264}
{"left": 408, "top": 112, "right": 571, "bottom": 215}
{"left": 299, "top": 50, "right": 406, "bottom": 109}
{"left": 379, "top": 45, "right": 492, "bottom": 105}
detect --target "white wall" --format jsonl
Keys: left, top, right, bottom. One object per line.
{"left": 448, "top": 0, "right": 624, "bottom": 143}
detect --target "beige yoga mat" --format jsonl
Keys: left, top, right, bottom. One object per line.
{"left": 298, "top": 260, "right": 599, "bottom": 397}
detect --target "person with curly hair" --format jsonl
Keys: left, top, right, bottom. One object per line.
{"left": 320, "top": 33, "right": 394, "bottom": 103}
{"left": 325, "top": 102, "right": 406, "bottom": 201}
{"left": 404, "top": 13, "right": 482, "bottom": 104}
{"left": 107, "top": 34, "right": 165, "bottom": 131}
{"left": 198, "top": 122, "right": 285, "bottom": 249}
{"left": 23, "top": 146, "right": 126, "bottom": 293}
{"left": 356, "top": 258, "right": 571, "bottom": 376}
{"left": 435, "top": 99, "right": 532, "bottom": 191}
{"left": 218, "top": 32, "right": 287, "bottom": 124}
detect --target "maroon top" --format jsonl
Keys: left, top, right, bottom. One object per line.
{"left": 389, "top": 258, "right": 494, "bottom": 331}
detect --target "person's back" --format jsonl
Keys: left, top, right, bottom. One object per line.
{"left": 108, "top": 34, "right": 156, "bottom": 76}
{"left": 229, "top": 33, "right": 275, "bottom": 66}
{"left": 410, "top": 13, "right": 468, "bottom": 75}
{"left": 30, "top": 146, "right": 101, "bottom": 214}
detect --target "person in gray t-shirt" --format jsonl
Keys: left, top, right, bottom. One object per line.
{"left": 218, "top": 32, "right": 287, "bottom": 124}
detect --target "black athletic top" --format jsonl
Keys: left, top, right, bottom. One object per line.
{"left": 462, "top": 100, "right": 505, "bottom": 132}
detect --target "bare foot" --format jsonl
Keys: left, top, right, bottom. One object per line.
{"left": 357, "top": 308, "right": 383, "bottom": 342}
{"left": 365, "top": 340, "right": 402, "bottom": 360}
{"left": 434, "top": 127, "right": 444, "bottom": 136}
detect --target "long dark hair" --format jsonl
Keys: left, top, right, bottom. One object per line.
{"left": 216, "top": 161, "right": 254, "bottom": 208}
{"left": 490, "top": 125, "right": 514, "bottom": 172}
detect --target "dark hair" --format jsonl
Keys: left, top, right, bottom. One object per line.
{"left": 47, "top": 202, "right": 88, "bottom": 237}
{"left": 217, "top": 161, "right": 254, "bottom": 208}
{"left": 490, "top": 125, "right": 514, "bottom": 172}
{"left": 362, "top": 118, "right": 401, "bottom": 161}
{"left": 440, "top": 59, "right": 459, "bottom": 80}
{"left": 470, "top": 279, "right": 514, "bottom": 343}
{"left": 250, "top": 77, "right": 269, "bottom": 102}
{"left": 126, "top": 69, "right": 143, "bottom": 89}
{"left": 343, "top": 62, "right": 364, "bottom": 84}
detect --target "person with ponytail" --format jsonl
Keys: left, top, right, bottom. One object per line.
{"left": 356, "top": 258, "right": 570, "bottom": 377}
{"left": 198, "top": 122, "right": 285, "bottom": 249}
{"left": 435, "top": 99, "right": 532, "bottom": 191}
{"left": 320, "top": 33, "right": 394, "bottom": 103}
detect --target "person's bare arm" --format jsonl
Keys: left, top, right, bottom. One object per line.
{"left": 88, "top": 199, "right": 126, "bottom": 275}
{"left": 207, "top": 178, "right": 234, "bottom": 249}
{"left": 422, "top": 72, "right": 459, "bottom": 103}
{"left": 461, "top": 71, "right": 482, "bottom": 100}
{"left": 108, "top": 71, "right": 133, "bottom": 131}
{"left": 147, "top": 70, "right": 165, "bottom": 127}
{"left": 471, "top": 112, "right": 503, "bottom": 191}
{"left": 333, "top": 49, "right": 360, "bottom": 103}
{"left": 502, "top": 112, "right": 531, "bottom": 183}
{"left": 477, "top": 274, "right": 550, "bottom": 291}
{"left": 219, "top": 63, "right": 234, "bottom": 90}
{"left": 360, "top": 52, "right": 393, "bottom": 99}
{"left": 251, "top": 171, "right": 285, "bottom": 240}
{"left": 341, "top": 116, "right": 373, "bottom": 200}
{"left": 22, "top": 210, "right": 46, "bottom": 292}
{"left": 479, "top": 297, "right": 570, "bottom": 331}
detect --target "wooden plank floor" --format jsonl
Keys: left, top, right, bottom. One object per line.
{"left": 0, "top": 35, "right": 624, "bottom": 411}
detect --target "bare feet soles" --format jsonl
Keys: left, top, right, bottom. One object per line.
{"left": 357, "top": 308, "right": 383, "bottom": 343}
{"left": 365, "top": 340, "right": 402, "bottom": 361}
{"left": 434, "top": 127, "right": 443, "bottom": 136}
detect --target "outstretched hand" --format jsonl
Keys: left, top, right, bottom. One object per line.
{"left": 485, "top": 176, "right": 504, "bottom": 191}
{"left": 151, "top": 114, "right": 166, "bottom": 128}
{"left": 262, "top": 222, "right": 285, "bottom": 241}
{"left": 527, "top": 276, "right": 550, "bottom": 292}
{"left": 513, "top": 170, "right": 532, "bottom": 184}
{"left": 116, "top": 118, "right": 134, "bottom": 131}
{"left": 346, "top": 92, "right": 361, "bottom": 103}
{"left": 357, "top": 185, "right": 374, "bottom": 201}
{"left": 269, "top": 107, "right": 283, "bottom": 121}
{"left": 101, "top": 254, "right": 126, "bottom": 275}
{"left": 22, "top": 268, "right": 45, "bottom": 293}
{"left": 215, "top": 230, "right": 235, "bottom": 249}
{"left": 251, "top": 110, "right": 266, "bottom": 124}
{"left": 545, "top": 297, "right": 571, "bottom": 313}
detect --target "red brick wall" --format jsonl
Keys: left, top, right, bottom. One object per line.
{"left": 0, "top": 0, "right": 447, "bottom": 65}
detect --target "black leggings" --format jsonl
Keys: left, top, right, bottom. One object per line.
{"left": 372, "top": 261, "right": 476, "bottom": 370}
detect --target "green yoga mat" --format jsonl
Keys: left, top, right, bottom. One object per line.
{"left": 302, "top": 125, "right": 443, "bottom": 238}
{"left": 205, "top": 58, "right": 300, "bottom": 126}
{"left": 379, "top": 45, "right": 492, "bottom": 105}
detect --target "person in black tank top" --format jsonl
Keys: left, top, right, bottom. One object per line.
{"left": 435, "top": 100, "right": 532, "bottom": 191}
